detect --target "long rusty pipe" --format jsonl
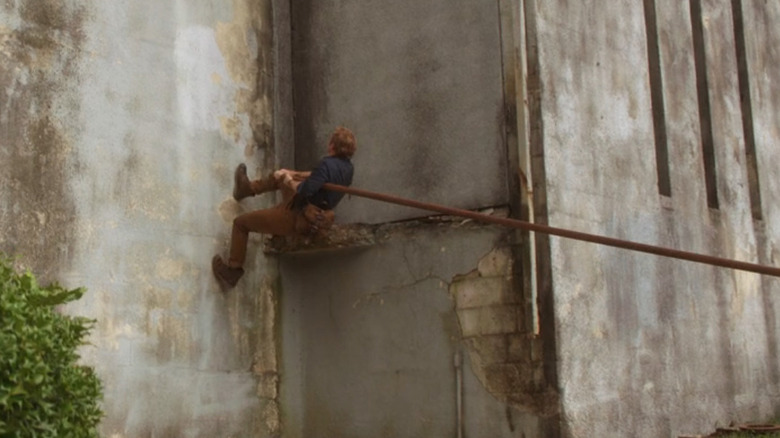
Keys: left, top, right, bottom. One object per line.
{"left": 323, "top": 183, "right": 780, "bottom": 278}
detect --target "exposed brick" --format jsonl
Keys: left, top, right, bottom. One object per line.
{"left": 452, "top": 269, "right": 479, "bottom": 283}
{"left": 507, "top": 334, "right": 532, "bottom": 362}
{"left": 533, "top": 367, "right": 546, "bottom": 389}
{"left": 465, "top": 335, "right": 508, "bottom": 365}
{"left": 483, "top": 363, "right": 537, "bottom": 394}
{"left": 457, "top": 305, "right": 518, "bottom": 337}
{"left": 507, "top": 389, "right": 560, "bottom": 417}
{"left": 530, "top": 338, "right": 545, "bottom": 363}
{"left": 451, "top": 276, "right": 516, "bottom": 309}
{"left": 477, "top": 246, "right": 513, "bottom": 277}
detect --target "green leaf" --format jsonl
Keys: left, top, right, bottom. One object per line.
{"left": 0, "top": 253, "right": 103, "bottom": 437}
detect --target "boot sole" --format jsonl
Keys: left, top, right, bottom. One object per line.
{"left": 233, "top": 163, "right": 251, "bottom": 201}
{"left": 212, "top": 255, "right": 241, "bottom": 291}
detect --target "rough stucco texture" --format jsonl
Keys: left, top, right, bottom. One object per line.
{"left": 532, "top": 0, "right": 780, "bottom": 436}
{"left": 1, "top": 1, "right": 278, "bottom": 436}
{"left": 0, "top": 1, "right": 86, "bottom": 283}
{"left": 290, "top": 0, "right": 509, "bottom": 224}
{"left": 451, "top": 245, "right": 557, "bottom": 417}
{"left": 280, "top": 223, "right": 546, "bottom": 438}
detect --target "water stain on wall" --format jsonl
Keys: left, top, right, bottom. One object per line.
{"left": 215, "top": 0, "right": 274, "bottom": 166}
{"left": 0, "top": 2, "right": 91, "bottom": 283}
{"left": 213, "top": 5, "right": 279, "bottom": 434}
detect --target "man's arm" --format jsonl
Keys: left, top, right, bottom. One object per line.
{"left": 291, "top": 171, "right": 311, "bottom": 181}
{"left": 274, "top": 169, "right": 311, "bottom": 181}
{"left": 273, "top": 169, "right": 312, "bottom": 191}
{"left": 296, "top": 161, "right": 329, "bottom": 198}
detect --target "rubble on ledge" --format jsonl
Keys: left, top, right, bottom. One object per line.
{"left": 262, "top": 207, "right": 510, "bottom": 255}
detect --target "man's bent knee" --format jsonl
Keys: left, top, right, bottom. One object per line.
{"left": 233, "top": 216, "right": 250, "bottom": 233}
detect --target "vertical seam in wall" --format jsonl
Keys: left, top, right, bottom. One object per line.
{"left": 272, "top": 0, "right": 295, "bottom": 169}
{"left": 497, "top": 0, "right": 520, "bottom": 217}
{"left": 690, "top": 0, "right": 720, "bottom": 210}
{"left": 735, "top": 0, "right": 777, "bottom": 392}
{"left": 730, "top": 0, "right": 763, "bottom": 221}
{"left": 496, "top": 0, "right": 538, "bottom": 339}
{"left": 523, "top": 0, "right": 562, "bottom": 435}
{"left": 643, "top": 0, "right": 672, "bottom": 197}
{"left": 287, "top": 0, "right": 302, "bottom": 170}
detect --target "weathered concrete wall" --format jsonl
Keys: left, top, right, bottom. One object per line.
{"left": 1, "top": 1, "right": 280, "bottom": 436}
{"left": 5, "top": 0, "right": 780, "bottom": 436}
{"left": 280, "top": 221, "right": 550, "bottom": 438}
{"left": 290, "top": 0, "right": 509, "bottom": 224}
{"left": 279, "top": 1, "right": 559, "bottom": 436}
{"left": 529, "top": 0, "right": 780, "bottom": 436}
{"left": 450, "top": 244, "right": 556, "bottom": 417}
{"left": 0, "top": 0, "right": 85, "bottom": 284}
{"left": 745, "top": 3, "right": 780, "bottom": 245}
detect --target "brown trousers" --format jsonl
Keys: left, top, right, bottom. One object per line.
{"left": 228, "top": 179, "right": 298, "bottom": 268}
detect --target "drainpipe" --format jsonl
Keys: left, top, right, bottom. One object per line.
{"left": 454, "top": 350, "right": 464, "bottom": 438}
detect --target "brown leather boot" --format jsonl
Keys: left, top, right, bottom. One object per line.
{"left": 233, "top": 163, "right": 255, "bottom": 201}
{"left": 212, "top": 255, "right": 244, "bottom": 289}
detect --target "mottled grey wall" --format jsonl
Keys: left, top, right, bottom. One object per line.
{"left": 0, "top": 1, "right": 86, "bottom": 283}
{"left": 280, "top": 222, "right": 546, "bottom": 438}
{"left": 529, "top": 0, "right": 780, "bottom": 436}
{"left": 4, "top": 0, "right": 780, "bottom": 437}
{"left": 1, "top": 1, "right": 280, "bottom": 436}
{"left": 279, "top": 0, "right": 551, "bottom": 436}
{"left": 290, "top": 0, "right": 509, "bottom": 224}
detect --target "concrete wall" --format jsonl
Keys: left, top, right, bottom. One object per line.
{"left": 280, "top": 222, "right": 549, "bottom": 438}
{"left": 4, "top": 0, "right": 780, "bottom": 437}
{"left": 290, "top": 0, "right": 509, "bottom": 224}
{"left": 1, "top": 1, "right": 281, "bottom": 436}
{"left": 278, "top": 1, "right": 558, "bottom": 436}
{"left": 528, "top": 0, "right": 780, "bottom": 436}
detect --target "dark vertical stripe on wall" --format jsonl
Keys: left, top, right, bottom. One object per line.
{"left": 523, "top": 1, "right": 562, "bottom": 436}
{"left": 643, "top": 0, "right": 671, "bottom": 197}
{"left": 690, "top": 0, "right": 720, "bottom": 209}
{"left": 731, "top": 0, "right": 763, "bottom": 220}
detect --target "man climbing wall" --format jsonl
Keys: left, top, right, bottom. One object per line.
{"left": 212, "top": 126, "right": 357, "bottom": 288}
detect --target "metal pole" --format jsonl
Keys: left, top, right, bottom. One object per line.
{"left": 323, "top": 183, "right": 780, "bottom": 278}
{"left": 454, "top": 351, "right": 463, "bottom": 438}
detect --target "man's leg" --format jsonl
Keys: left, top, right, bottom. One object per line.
{"left": 227, "top": 206, "right": 297, "bottom": 268}
{"left": 212, "top": 204, "right": 298, "bottom": 289}
{"left": 233, "top": 163, "right": 281, "bottom": 201}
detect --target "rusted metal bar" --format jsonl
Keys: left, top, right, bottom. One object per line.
{"left": 323, "top": 183, "right": 780, "bottom": 278}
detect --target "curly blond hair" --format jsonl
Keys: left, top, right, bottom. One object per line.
{"left": 329, "top": 126, "right": 357, "bottom": 158}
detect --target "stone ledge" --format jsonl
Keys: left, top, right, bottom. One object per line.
{"left": 262, "top": 207, "right": 511, "bottom": 254}
{"left": 263, "top": 223, "right": 379, "bottom": 254}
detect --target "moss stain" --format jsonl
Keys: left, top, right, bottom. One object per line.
{"left": 214, "top": 0, "right": 274, "bottom": 164}
{"left": 0, "top": 3, "right": 91, "bottom": 282}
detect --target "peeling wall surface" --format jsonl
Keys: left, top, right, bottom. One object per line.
{"left": 279, "top": 0, "right": 553, "bottom": 436}
{"left": 2, "top": 1, "right": 279, "bottom": 436}
{"left": 530, "top": 0, "right": 780, "bottom": 436}
{"left": 3, "top": 1, "right": 780, "bottom": 437}
{"left": 280, "top": 223, "right": 546, "bottom": 438}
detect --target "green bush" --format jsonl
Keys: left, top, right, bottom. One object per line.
{"left": 0, "top": 256, "right": 102, "bottom": 437}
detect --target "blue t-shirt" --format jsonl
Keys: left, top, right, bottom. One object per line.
{"left": 295, "top": 156, "right": 354, "bottom": 210}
